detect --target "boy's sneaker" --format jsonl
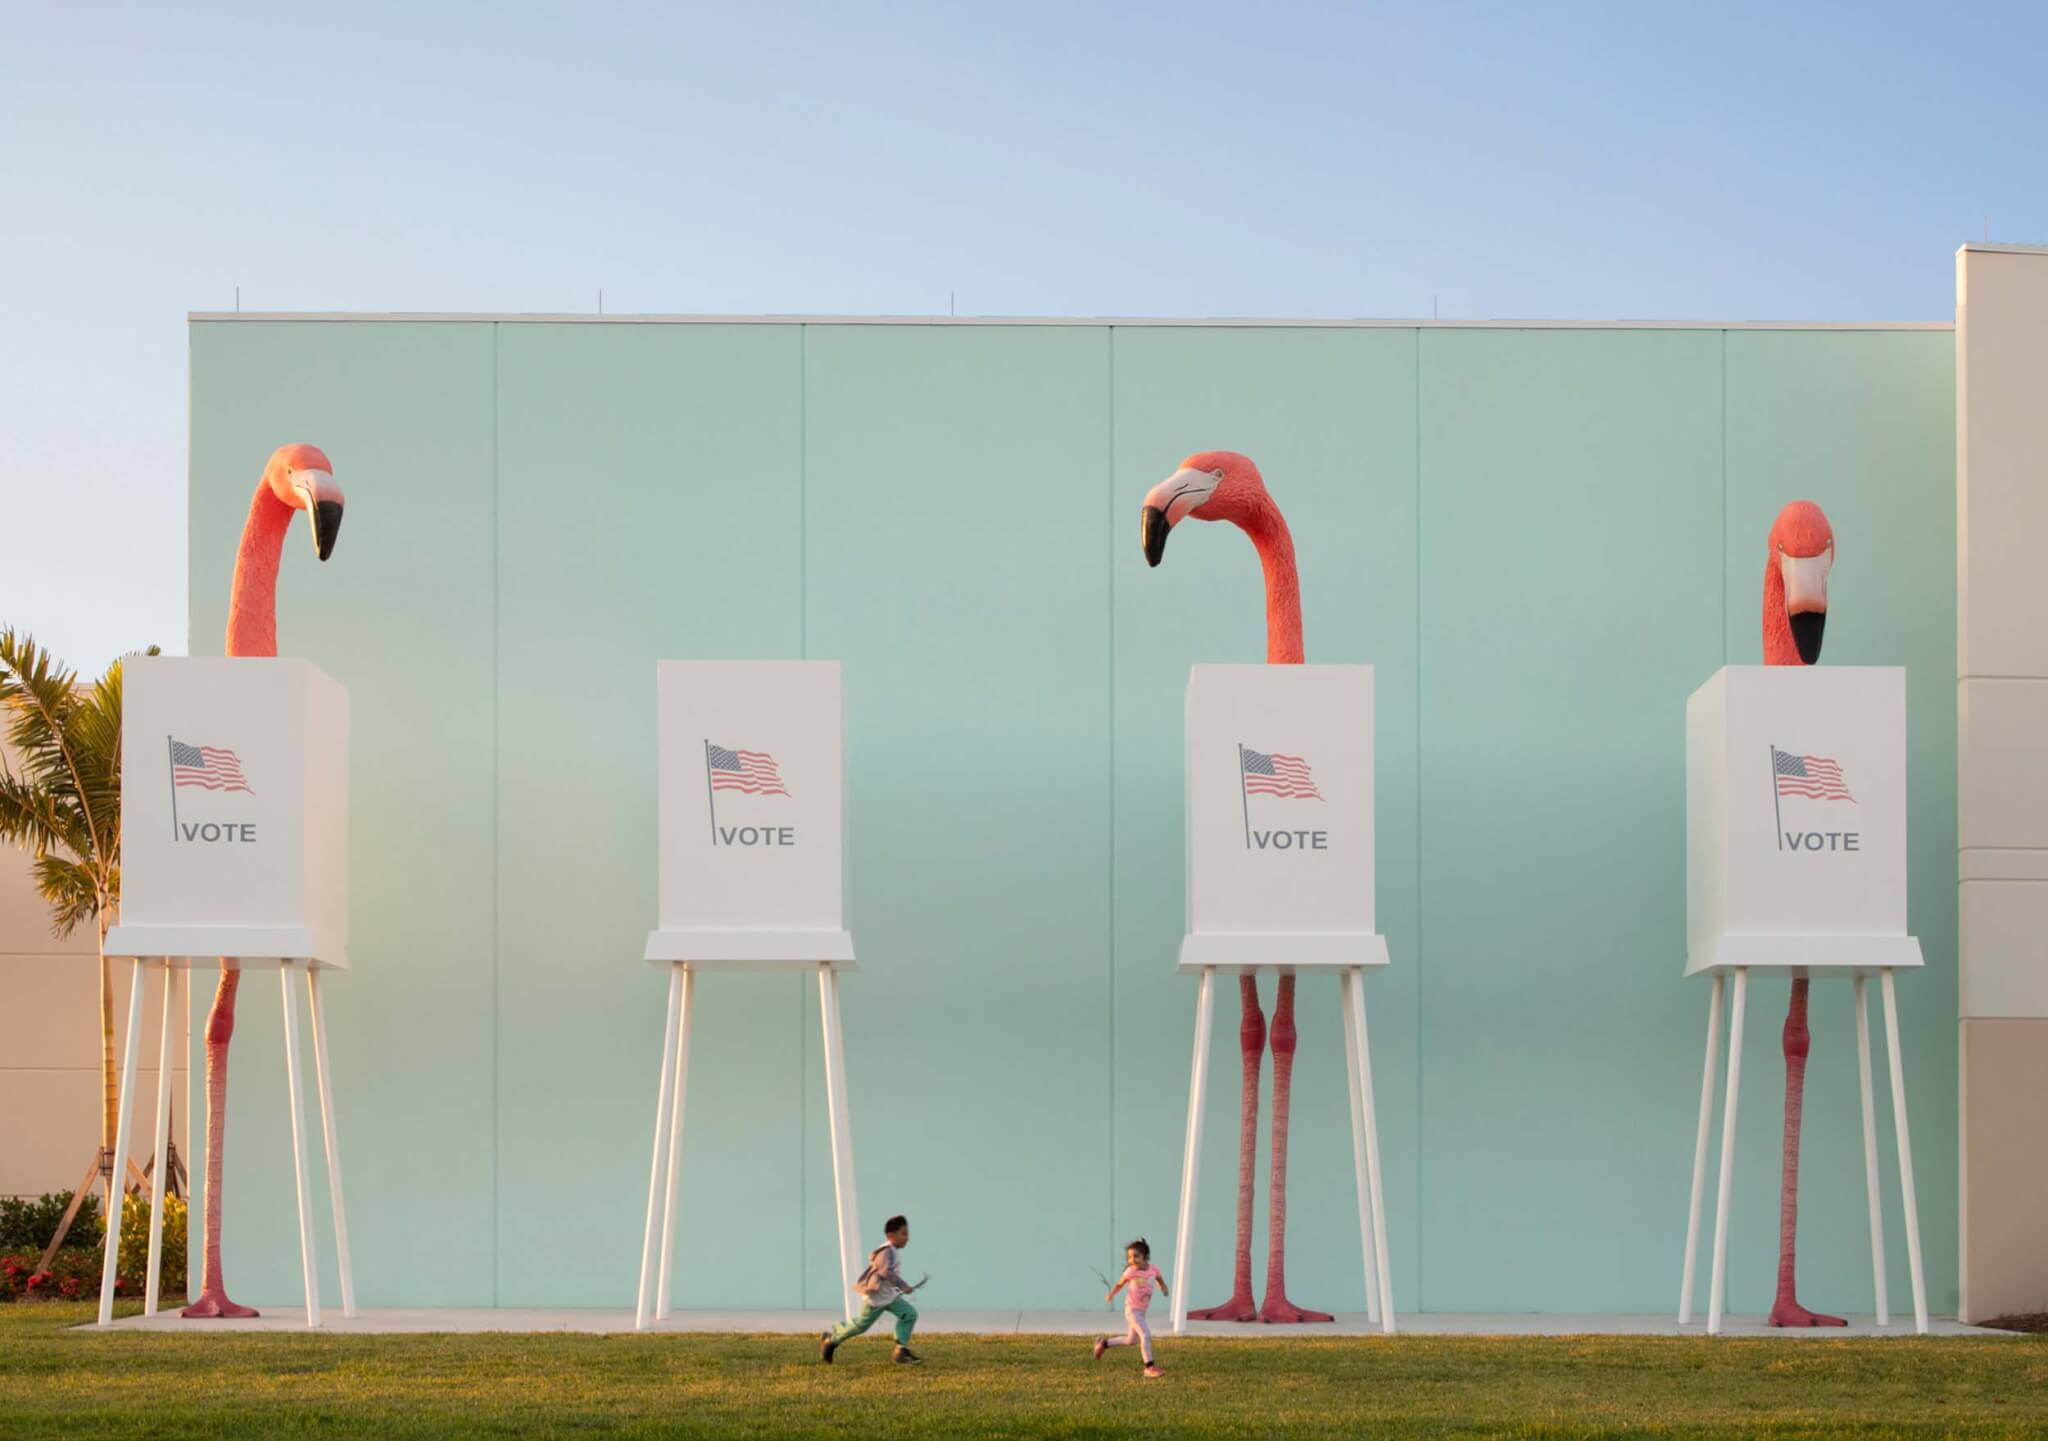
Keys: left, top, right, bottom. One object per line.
{"left": 1091, "top": 1337, "right": 1107, "bottom": 1360}
{"left": 819, "top": 1332, "right": 836, "bottom": 1364}
{"left": 892, "top": 1345, "right": 922, "bottom": 1364}
{"left": 1143, "top": 1363, "right": 1164, "bottom": 1379}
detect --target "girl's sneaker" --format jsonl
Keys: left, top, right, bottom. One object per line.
{"left": 1143, "top": 1363, "right": 1165, "bottom": 1379}
{"left": 1091, "top": 1337, "right": 1107, "bottom": 1360}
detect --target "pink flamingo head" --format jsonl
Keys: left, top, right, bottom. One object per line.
{"left": 1764, "top": 499, "right": 1833, "bottom": 665}
{"left": 261, "top": 442, "right": 345, "bottom": 561}
{"left": 1139, "top": 450, "right": 1275, "bottom": 567}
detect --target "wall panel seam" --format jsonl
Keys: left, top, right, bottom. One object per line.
{"left": 798, "top": 324, "right": 809, "bottom": 1308}
{"left": 490, "top": 321, "right": 502, "bottom": 1306}
{"left": 1412, "top": 323, "right": 1424, "bottom": 1312}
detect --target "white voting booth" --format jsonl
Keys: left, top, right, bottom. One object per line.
{"left": 100, "top": 657, "right": 355, "bottom": 1327}
{"left": 1171, "top": 663, "right": 1395, "bottom": 1334}
{"left": 636, "top": 660, "right": 860, "bottom": 1329}
{"left": 1676, "top": 665, "right": 1927, "bottom": 1334}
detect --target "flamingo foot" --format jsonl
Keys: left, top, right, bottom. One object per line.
{"left": 1187, "top": 1294, "right": 1260, "bottom": 1323}
{"left": 1258, "top": 1295, "right": 1334, "bottom": 1324}
{"left": 181, "top": 1290, "right": 259, "bottom": 1320}
{"left": 1767, "top": 1299, "right": 1846, "bottom": 1328}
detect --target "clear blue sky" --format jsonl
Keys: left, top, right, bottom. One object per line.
{"left": 5, "top": 1, "right": 2044, "bottom": 673}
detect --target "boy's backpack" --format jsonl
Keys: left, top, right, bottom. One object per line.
{"left": 854, "top": 1246, "right": 890, "bottom": 1300}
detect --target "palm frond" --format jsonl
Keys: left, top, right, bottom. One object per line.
{"left": 95, "top": 647, "right": 156, "bottom": 858}
{"left": 0, "top": 632, "right": 146, "bottom": 928}
{"left": 0, "top": 768, "right": 73, "bottom": 857}
{"left": 32, "top": 853, "right": 99, "bottom": 937}
{"left": 0, "top": 630, "right": 100, "bottom": 864}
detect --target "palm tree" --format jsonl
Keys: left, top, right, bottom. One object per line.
{"left": 0, "top": 629, "right": 160, "bottom": 1270}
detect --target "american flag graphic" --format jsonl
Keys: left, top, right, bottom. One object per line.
{"left": 169, "top": 738, "right": 252, "bottom": 794}
{"left": 1774, "top": 747, "right": 1854, "bottom": 802}
{"left": 1241, "top": 746, "right": 1322, "bottom": 800}
{"left": 707, "top": 743, "right": 789, "bottom": 797}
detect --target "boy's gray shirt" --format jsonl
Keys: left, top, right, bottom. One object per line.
{"left": 866, "top": 1242, "right": 904, "bottom": 1305}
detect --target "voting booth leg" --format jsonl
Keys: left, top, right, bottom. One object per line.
{"left": 1339, "top": 970, "right": 1380, "bottom": 1325}
{"left": 307, "top": 968, "right": 357, "bottom": 1318}
{"left": 1170, "top": 967, "right": 1215, "bottom": 1337}
{"left": 97, "top": 958, "right": 148, "bottom": 1325}
{"left": 144, "top": 961, "right": 175, "bottom": 1315}
{"left": 635, "top": 967, "right": 684, "bottom": 1330}
{"left": 1345, "top": 970, "right": 1396, "bottom": 1332}
{"left": 1705, "top": 967, "right": 1749, "bottom": 1336}
{"left": 1880, "top": 971, "right": 1929, "bottom": 1334}
{"left": 1678, "top": 970, "right": 1726, "bottom": 1324}
{"left": 655, "top": 967, "right": 696, "bottom": 1322}
{"left": 1853, "top": 976, "right": 1889, "bottom": 1327}
{"left": 279, "top": 962, "right": 322, "bottom": 1328}
{"left": 818, "top": 964, "right": 861, "bottom": 1321}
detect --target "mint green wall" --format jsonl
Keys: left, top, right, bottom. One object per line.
{"left": 188, "top": 319, "right": 1956, "bottom": 1317}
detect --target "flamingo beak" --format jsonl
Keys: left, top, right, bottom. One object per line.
{"left": 291, "top": 469, "right": 346, "bottom": 561}
{"left": 1140, "top": 469, "right": 1218, "bottom": 568}
{"left": 1780, "top": 548, "right": 1830, "bottom": 664}
{"left": 1141, "top": 505, "right": 1170, "bottom": 567}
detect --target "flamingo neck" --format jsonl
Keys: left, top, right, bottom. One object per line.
{"left": 226, "top": 481, "right": 292, "bottom": 658}
{"left": 1241, "top": 501, "right": 1304, "bottom": 665}
{"left": 1761, "top": 557, "right": 1800, "bottom": 667}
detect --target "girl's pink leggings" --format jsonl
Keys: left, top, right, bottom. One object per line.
{"left": 1104, "top": 1308, "right": 1153, "bottom": 1363}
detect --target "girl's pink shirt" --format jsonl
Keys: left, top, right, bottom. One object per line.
{"left": 1120, "top": 1263, "right": 1163, "bottom": 1311}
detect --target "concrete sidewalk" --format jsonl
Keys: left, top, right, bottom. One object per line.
{"left": 88, "top": 1309, "right": 2006, "bottom": 1338}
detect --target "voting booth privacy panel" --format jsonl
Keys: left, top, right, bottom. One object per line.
{"left": 1686, "top": 666, "right": 1920, "bottom": 975}
{"left": 112, "top": 657, "right": 349, "bottom": 967}
{"left": 186, "top": 316, "right": 1958, "bottom": 1316}
{"left": 1181, "top": 664, "right": 1384, "bottom": 969}
{"left": 647, "top": 661, "right": 850, "bottom": 962}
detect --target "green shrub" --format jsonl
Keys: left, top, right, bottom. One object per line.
{"left": 0, "top": 1190, "right": 184, "bottom": 1303}
{"left": 0, "top": 1191, "right": 102, "bottom": 1252}
{"left": 118, "top": 1192, "right": 185, "bottom": 1299}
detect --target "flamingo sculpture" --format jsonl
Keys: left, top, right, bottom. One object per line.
{"left": 183, "top": 443, "right": 344, "bottom": 1319}
{"left": 1141, "top": 450, "right": 1328, "bottom": 1325}
{"left": 1760, "top": 498, "right": 1843, "bottom": 1328}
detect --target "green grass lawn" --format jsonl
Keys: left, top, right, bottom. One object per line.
{"left": 5, "top": 1303, "right": 2045, "bottom": 1439}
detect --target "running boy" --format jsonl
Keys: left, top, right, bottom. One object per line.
{"left": 821, "top": 1215, "right": 924, "bottom": 1365}
{"left": 1093, "top": 1238, "right": 1166, "bottom": 1378}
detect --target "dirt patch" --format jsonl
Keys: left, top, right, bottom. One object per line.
{"left": 1980, "top": 1312, "right": 2048, "bottom": 1334}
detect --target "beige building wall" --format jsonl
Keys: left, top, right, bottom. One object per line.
{"left": 1956, "top": 243, "right": 2048, "bottom": 1322}
{"left": 0, "top": 740, "right": 189, "bottom": 1203}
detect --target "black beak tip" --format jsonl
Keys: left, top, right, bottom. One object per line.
{"left": 1789, "top": 609, "right": 1825, "bottom": 665}
{"left": 313, "top": 500, "right": 344, "bottom": 562}
{"left": 1141, "top": 505, "right": 1168, "bottom": 568}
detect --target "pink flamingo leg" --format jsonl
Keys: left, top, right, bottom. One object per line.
{"left": 182, "top": 968, "right": 256, "bottom": 1317}
{"left": 1187, "top": 974, "right": 1263, "bottom": 1322}
{"left": 1768, "top": 978, "right": 1845, "bottom": 1327}
{"left": 1259, "top": 973, "right": 1332, "bottom": 1323}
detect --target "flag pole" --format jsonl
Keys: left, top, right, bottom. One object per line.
{"left": 704, "top": 740, "right": 719, "bottom": 845}
{"left": 1770, "top": 745, "right": 1784, "bottom": 851}
{"left": 1238, "top": 743, "right": 1251, "bottom": 849}
{"left": 167, "top": 736, "right": 180, "bottom": 841}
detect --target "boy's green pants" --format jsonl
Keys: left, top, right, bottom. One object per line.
{"left": 829, "top": 1296, "right": 917, "bottom": 1347}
